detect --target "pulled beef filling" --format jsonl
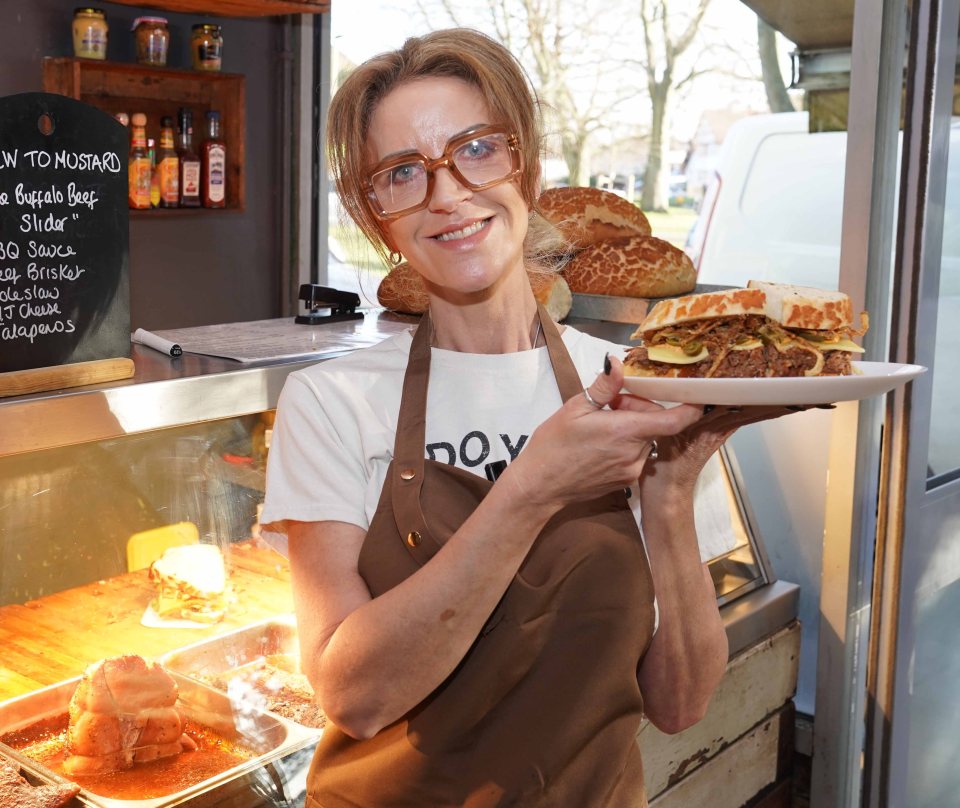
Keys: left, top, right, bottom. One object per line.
{"left": 625, "top": 315, "right": 854, "bottom": 378}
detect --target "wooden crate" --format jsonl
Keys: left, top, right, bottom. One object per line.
{"left": 42, "top": 57, "right": 245, "bottom": 212}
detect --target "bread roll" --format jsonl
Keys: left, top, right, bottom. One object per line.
{"left": 562, "top": 235, "right": 696, "bottom": 299}
{"left": 376, "top": 263, "right": 572, "bottom": 322}
{"left": 538, "top": 186, "right": 651, "bottom": 248}
{"left": 376, "top": 263, "right": 429, "bottom": 314}
{"left": 747, "top": 279, "right": 854, "bottom": 331}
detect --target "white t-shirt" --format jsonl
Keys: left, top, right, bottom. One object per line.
{"left": 260, "top": 324, "right": 736, "bottom": 563}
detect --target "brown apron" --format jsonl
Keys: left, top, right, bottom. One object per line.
{"left": 305, "top": 305, "right": 656, "bottom": 807}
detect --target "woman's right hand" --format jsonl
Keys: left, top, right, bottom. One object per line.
{"left": 501, "top": 359, "right": 703, "bottom": 512}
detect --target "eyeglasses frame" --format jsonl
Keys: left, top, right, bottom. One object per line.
{"left": 364, "top": 125, "right": 523, "bottom": 221}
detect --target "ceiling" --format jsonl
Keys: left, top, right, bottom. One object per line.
{"left": 739, "top": 0, "right": 856, "bottom": 50}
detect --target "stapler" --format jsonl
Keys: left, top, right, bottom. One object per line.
{"left": 294, "top": 284, "right": 364, "bottom": 325}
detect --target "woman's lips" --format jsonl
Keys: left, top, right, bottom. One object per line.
{"left": 430, "top": 218, "right": 492, "bottom": 243}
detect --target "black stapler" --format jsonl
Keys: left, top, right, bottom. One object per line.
{"left": 294, "top": 284, "right": 364, "bottom": 325}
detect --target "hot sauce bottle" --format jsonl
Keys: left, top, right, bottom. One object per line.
{"left": 128, "top": 113, "right": 151, "bottom": 210}
{"left": 177, "top": 108, "right": 202, "bottom": 208}
{"left": 157, "top": 116, "right": 180, "bottom": 208}
{"left": 201, "top": 110, "right": 226, "bottom": 209}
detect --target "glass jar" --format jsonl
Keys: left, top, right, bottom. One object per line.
{"left": 191, "top": 24, "right": 223, "bottom": 72}
{"left": 72, "top": 8, "right": 108, "bottom": 60}
{"left": 132, "top": 16, "right": 169, "bottom": 67}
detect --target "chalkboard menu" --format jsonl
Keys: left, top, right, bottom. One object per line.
{"left": 0, "top": 92, "right": 129, "bottom": 374}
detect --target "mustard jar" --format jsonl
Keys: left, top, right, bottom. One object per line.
{"left": 133, "top": 16, "right": 170, "bottom": 67}
{"left": 72, "top": 8, "right": 108, "bottom": 60}
{"left": 191, "top": 24, "right": 223, "bottom": 72}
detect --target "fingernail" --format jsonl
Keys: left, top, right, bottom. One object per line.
{"left": 603, "top": 353, "right": 612, "bottom": 376}
{"left": 727, "top": 406, "right": 742, "bottom": 413}
{"left": 703, "top": 404, "right": 715, "bottom": 413}
{"left": 815, "top": 403, "right": 837, "bottom": 410}
{"left": 784, "top": 405, "right": 805, "bottom": 411}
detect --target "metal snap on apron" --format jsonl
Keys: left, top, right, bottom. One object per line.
{"left": 305, "top": 304, "right": 656, "bottom": 807}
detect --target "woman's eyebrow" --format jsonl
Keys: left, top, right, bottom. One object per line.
{"left": 377, "top": 123, "right": 491, "bottom": 162}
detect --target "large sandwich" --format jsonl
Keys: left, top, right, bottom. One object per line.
{"left": 624, "top": 280, "right": 868, "bottom": 378}
{"left": 148, "top": 544, "right": 227, "bottom": 624}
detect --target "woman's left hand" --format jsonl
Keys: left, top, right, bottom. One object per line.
{"left": 605, "top": 355, "right": 817, "bottom": 493}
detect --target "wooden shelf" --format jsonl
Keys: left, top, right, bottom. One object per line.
{"left": 43, "top": 58, "right": 245, "bottom": 211}
{"left": 103, "top": 0, "right": 329, "bottom": 16}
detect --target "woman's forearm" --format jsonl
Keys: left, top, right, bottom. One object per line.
{"left": 636, "top": 491, "right": 728, "bottom": 734}
{"left": 298, "top": 470, "right": 557, "bottom": 739}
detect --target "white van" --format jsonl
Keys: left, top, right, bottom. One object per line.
{"left": 687, "top": 111, "right": 960, "bottom": 290}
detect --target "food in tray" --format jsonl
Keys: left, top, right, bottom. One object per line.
{"left": 62, "top": 655, "right": 197, "bottom": 776}
{"left": 149, "top": 543, "right": 227, "bottom": 624}
{"left": 624, "top": 280, "right": 869, "bottom": 379}
{"left": 0, "top": 757, "right": 79, "bottom": 808}
{"left": 197, "top": 656, "right": 327, "bottom": 730}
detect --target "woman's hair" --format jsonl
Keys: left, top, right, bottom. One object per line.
{"left": 326, "top": 27, "right": 567, "bottom": 271}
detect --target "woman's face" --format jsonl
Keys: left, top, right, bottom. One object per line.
{"left": 366, "top": 76, "right": 530, "bottom": 298}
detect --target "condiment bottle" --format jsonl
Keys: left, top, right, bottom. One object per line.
{"left": 132, "top": 17, "right": 169, "bottom": 67}
{"left": 191, "top": 24, "right": 223, "bottom": 72}
{"left": 73, "top": 8, "right": 108, "bottom": 60}
{"left": 148, "top": 137, "right": 160, "bottom": 208}
{"left": 157, "top": 116, "right": 180, "bottom": 208}
{"left": 128, "top": 113, "right": 152, "bottom": 210}
{"left": 201, "top": 110, "right": 226, "bottom": 209}
{"left": 177, "top": 108, "right": 202, "bottom": 208}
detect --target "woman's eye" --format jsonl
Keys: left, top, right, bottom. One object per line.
{"left": 459, "top": 139, "right": 497, "bottom": 161}
{"left": 389, "top": 163, "right": 423, "bottom": 184}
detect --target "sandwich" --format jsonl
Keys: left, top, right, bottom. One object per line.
{"left": 623, "top": 280, "right": 869, "bottom": 378}
{"left": 148, "top": 543, "right": 227, "bottom": 623}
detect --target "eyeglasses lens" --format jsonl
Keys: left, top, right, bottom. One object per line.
{"left": 370, "top": 132, "right": 515, "bottom": 215}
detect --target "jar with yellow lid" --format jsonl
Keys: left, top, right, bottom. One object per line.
{"left": 132, "top": 16, "right": 169, "bottom": 67}
{"left": 72, "top": 8, "right": 108, "bottom": 60}
{"left": 191, "top": 24, "right": 223, "bottom": 72}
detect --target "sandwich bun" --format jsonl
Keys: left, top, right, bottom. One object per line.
{"left": 538, "top": 186, "right": 651, "bottom": 247}
{"left": 747, "top": 279, "right": 854, "bottom": 331}
{"left": 376, "top": 262, "right": 573, "bottom": 322}
{"left": 149, "top": 544, "right": 227, "bottom": 624}
{"left": 563, "top": 235, "right": 697, "bottom": 299}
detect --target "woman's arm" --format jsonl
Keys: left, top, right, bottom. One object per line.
{"left": 288, "top": 370, "right": 702, "bottom": 740}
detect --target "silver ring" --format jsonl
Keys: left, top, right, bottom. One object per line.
{"left": 583, "top": 388, "right": 604, "bottom": 410}
{"left": 648, "top": 440, "right": 659, "bottom": 460}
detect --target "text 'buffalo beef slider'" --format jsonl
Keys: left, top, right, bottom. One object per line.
{"left": 624, "top": 280, "right": 869, "bottom": 378}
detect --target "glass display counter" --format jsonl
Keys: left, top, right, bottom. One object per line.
{"left": 0, "top": 312, "right": 797, "bottom": 806}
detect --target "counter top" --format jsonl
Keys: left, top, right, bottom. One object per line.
{"left": 0, "top": 312, "right": 415, "bottom": 457}
{"left": 0, "top": 541, "right": 294, "bottom": 702}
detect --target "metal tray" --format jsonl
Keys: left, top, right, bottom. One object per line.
{"left": 0, "top": 671, "right": 318, "bottom": 808}
{"left": 159, "top": 616, "right": 326, "bottom": 730}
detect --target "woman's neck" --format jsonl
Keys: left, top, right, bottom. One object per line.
{"left": 426, "top": 270, "right": 542, "bottom": 354}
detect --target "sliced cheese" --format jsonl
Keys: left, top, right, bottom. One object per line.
{"left": 818, "top": 338, "right": 865, "bottom": 353}
{"left": 731, "top": 338, "right": 763, "bottom": 351}
{"left": 647, "top": 344, "right": 709, "bottom": 364}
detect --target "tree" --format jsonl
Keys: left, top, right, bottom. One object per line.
{"left": 417, "top": 0, "right": 648, "bottom": 186}
{"left": 757, "top": 18, "right": 794, "bottom": 113}
{"left": 635, "top": 0, "right": 712, "bottom": 211}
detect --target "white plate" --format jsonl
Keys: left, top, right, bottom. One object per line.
{"left": 620, "top": 362, "right": 927, "bottom": 406}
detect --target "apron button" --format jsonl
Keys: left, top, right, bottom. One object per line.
{"left": 406, "top": 531, "right": 422, "bottom": 548}
{"left": 400, "top": 468, "right": 416, "bottom": 480}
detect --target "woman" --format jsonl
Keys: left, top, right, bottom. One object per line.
{"left": 262, "top": 27, "right": 779, "bottom": 807}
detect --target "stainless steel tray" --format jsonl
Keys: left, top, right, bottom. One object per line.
{"left": 0, "top": 670, "right": 318, "bottom": 808}
{"left": 159, "top": 616, "right": 326, "bottom": 731}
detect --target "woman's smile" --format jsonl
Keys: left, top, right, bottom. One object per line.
{"left": 431, "top": 217, "right": 492, "bottom": 243}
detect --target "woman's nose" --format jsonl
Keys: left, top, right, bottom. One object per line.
{"left": 428, "top": 166, "right": 472, "bottom": 212}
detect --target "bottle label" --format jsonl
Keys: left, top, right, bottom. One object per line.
{"left": 128, "top": 157, "right": 152, "bottom": 209}
{"left": 159, "top": 157, "right": 179, "bottom": 204}
{"left": 207, "top": 145, "right": 226, "bottom": 203}
{"left": 182, "top": 162, "right": 200, "bottom": 197}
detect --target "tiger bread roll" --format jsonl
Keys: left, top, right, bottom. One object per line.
{"left": 537, "top": 186, "right": 651, "bottom": 248}
{"left": 377, "top": 262, "right": 572, "bottom": 322}
{"left": 562, "top": 235, "right": 697, "bottom": 299}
